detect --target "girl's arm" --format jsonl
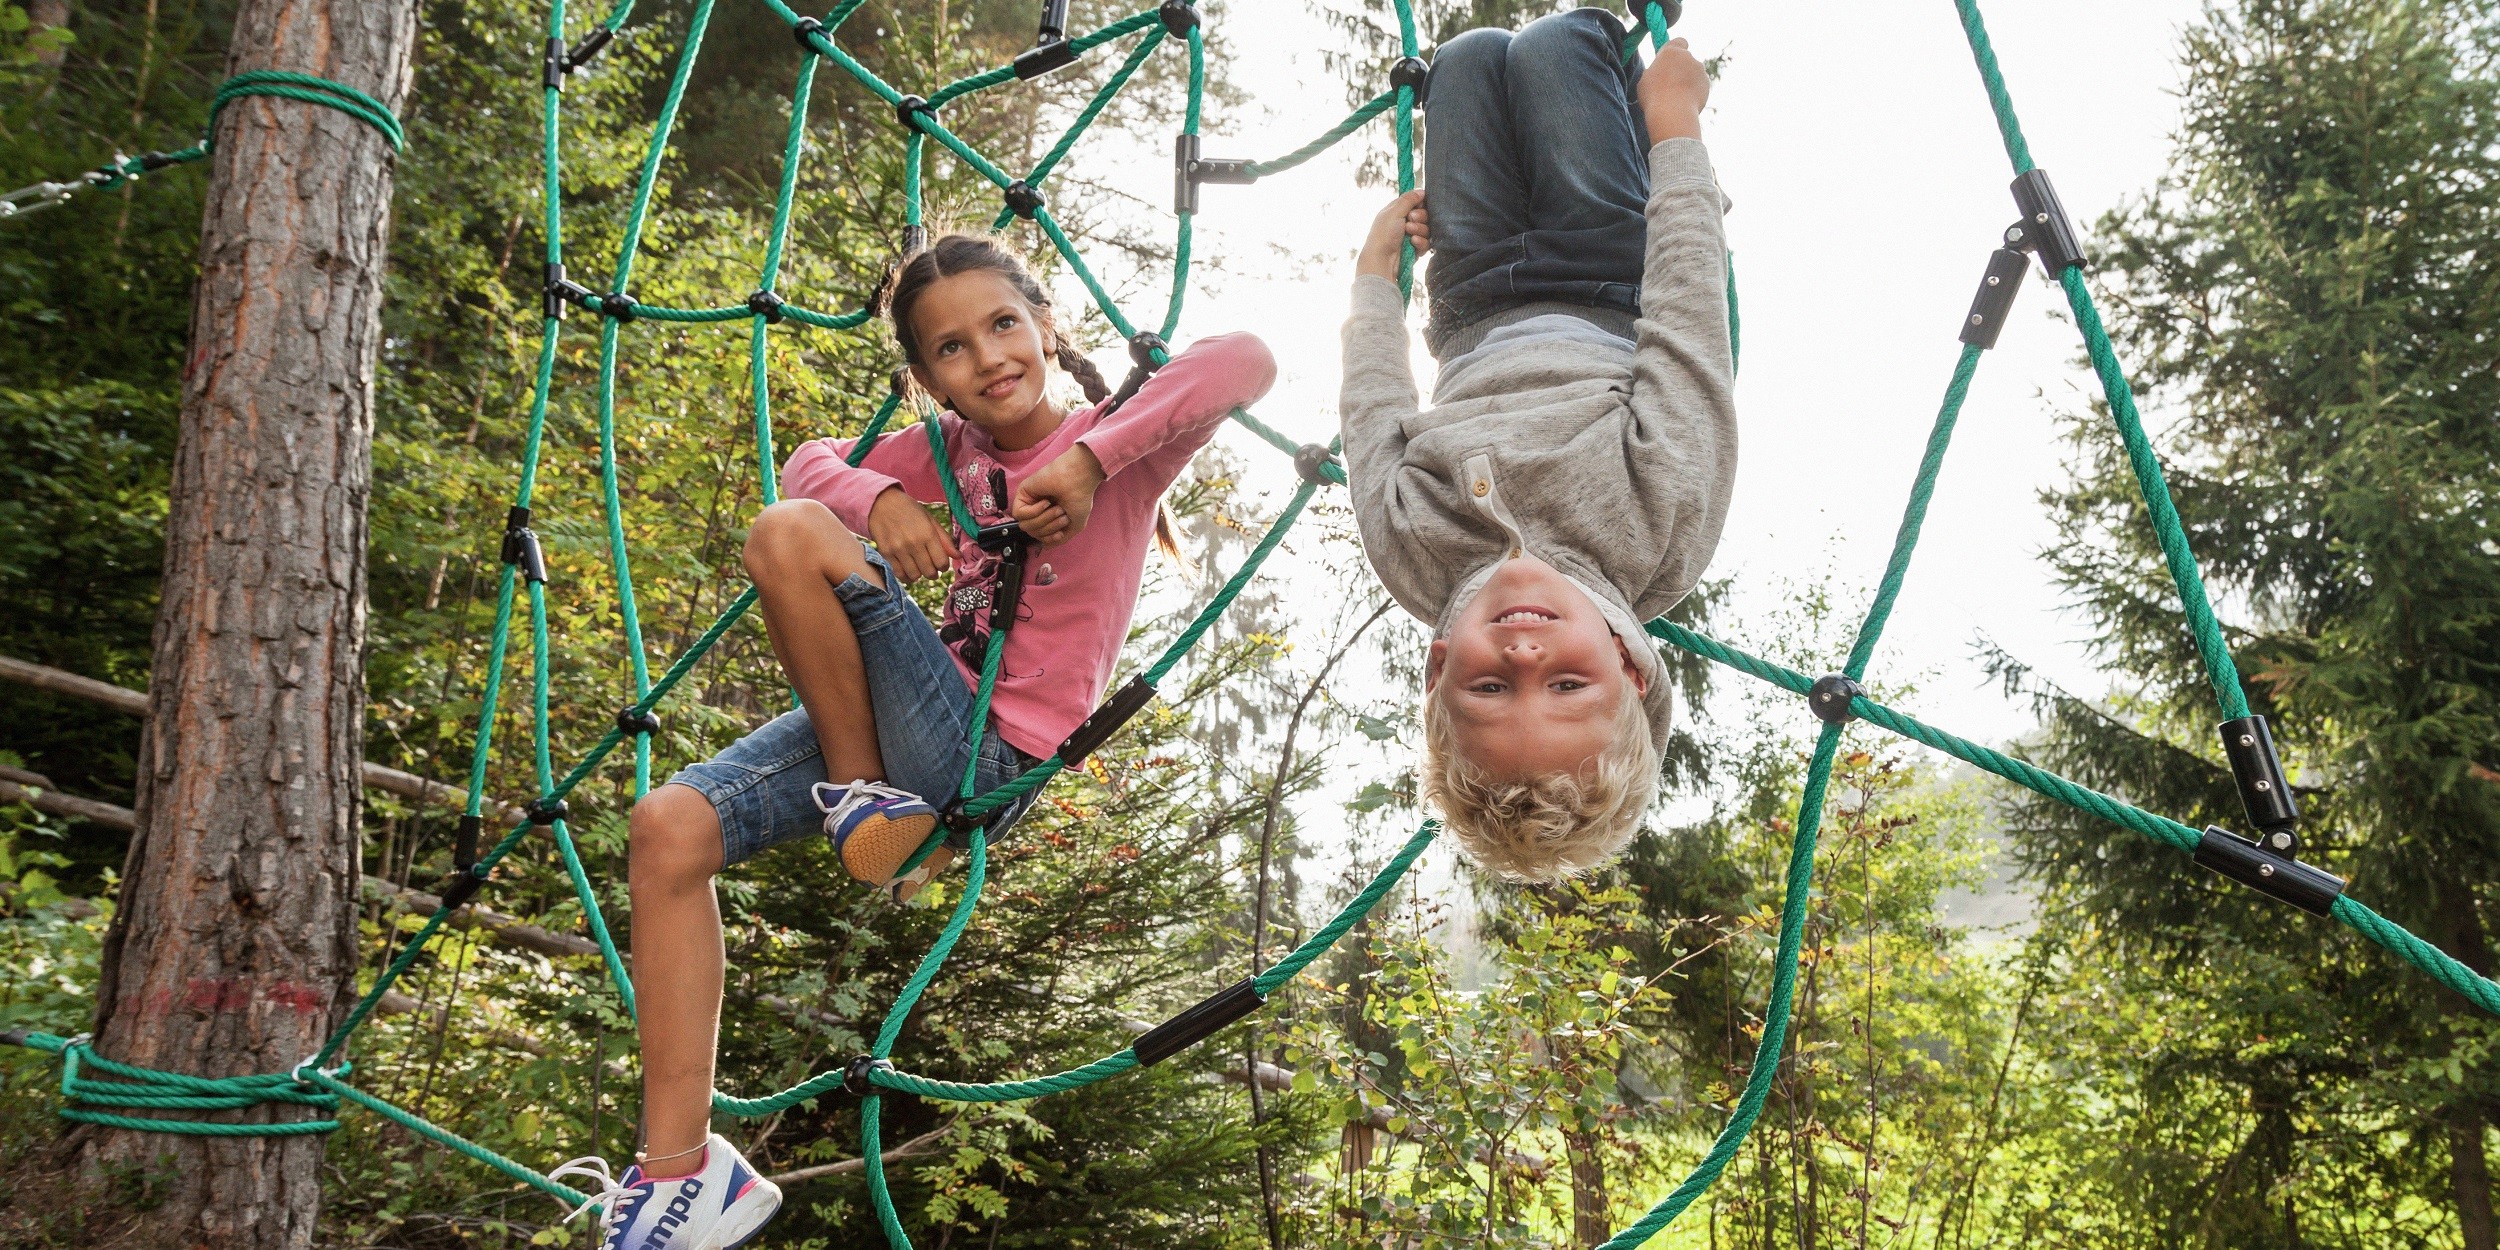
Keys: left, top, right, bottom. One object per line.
{"left": 1074, "top": 331, "right": 1278, "bottom": 487}
{"left": 780, "top": 415, "right": 955, "bottom": 534}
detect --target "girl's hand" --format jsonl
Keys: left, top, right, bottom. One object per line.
{"left": 1012, "top": 445, "right": 1106, "bottom": 547}
{"left": 1357, "top": 190, "right": 1429, "bottom": 279}
{"left": 868, "top": 486, "right": 954, "bottom": 582}
{"left": 1637, "top": 38, "right": 1708, "bottom": 142}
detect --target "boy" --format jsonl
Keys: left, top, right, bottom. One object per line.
{"left": 1341, "top": 10, "right": 1737, "bottom": 880}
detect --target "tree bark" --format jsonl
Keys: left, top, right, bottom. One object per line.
{"left": 2437, "top": 877, "right": 2500, "bottom": 1250}
{"left": 1563, "top": 1122, "right": 1609, "bottom": 1247}
{"left": 81, "top": 1, "right": 416, "bottom": 1245}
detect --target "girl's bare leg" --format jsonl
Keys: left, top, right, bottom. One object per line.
{"left": 742, "top": 498, "right": 889, "bottom": 781}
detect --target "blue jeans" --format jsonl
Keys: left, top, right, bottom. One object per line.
{"left": 1423, "top": 8, "right": 1651, "bottom": 347}
{"left": 663, "top": 547, "right": 1039, "bottom": 869}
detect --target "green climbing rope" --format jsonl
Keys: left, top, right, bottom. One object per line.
{"left": 14, "top": 4, "right": 2500, "bottom": 1250}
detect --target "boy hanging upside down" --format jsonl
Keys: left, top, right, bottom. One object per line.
{"left": 1341, "top": 10, "right": 1738, "bottom": 880}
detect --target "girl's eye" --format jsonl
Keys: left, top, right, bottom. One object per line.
{"left": 935, "top": 341, "right": 960, "bottom": 357}
{"left": 1552, "top": 679, "right": 1588, "bottom": 692}
{"left": 993, "top": 315, "right": 1018, "bottom": 333}
{"left": 1468, "top": 680, "right": 1507, "bottom": 695}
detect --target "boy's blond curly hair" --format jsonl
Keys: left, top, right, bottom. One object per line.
{"left": 1417, "top": 679, "right": 1659, "bottom": 882}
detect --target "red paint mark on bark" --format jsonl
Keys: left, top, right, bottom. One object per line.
{"left": 152, "top": 977, "right": 331, "bottom": 1016}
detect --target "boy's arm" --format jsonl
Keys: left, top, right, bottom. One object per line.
{"left": 1624, "top": 42, "right": 1740, "bottom": 606}
{"left": 1075, "top": 332, "right": 1278, "bottom": 485}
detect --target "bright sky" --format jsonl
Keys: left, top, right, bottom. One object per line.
{"left": 1061, "top": 0, "right": 2206, "bottom": 745}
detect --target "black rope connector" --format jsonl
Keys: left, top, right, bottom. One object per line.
{"left": 1058, "top": 675, "right": 1159, "bottom": 768}
{"left": 893, "top": 93, "right": 935, "bottom": 132}
{"left": 0, "top": 1028, "right": 32, "bottom": 1049}
{"left": 1807, "top": 673, "right": 1864, "bottom": 725}
{"left": 597, "top": 291, "right": 636, "bottom": 322}
{"left": 1293, "top": 442, "right": 1342, "bottom": 487}
{"left": 1133, "top": 977, "right": 1267, "bottom": 1067}
{"left": 543, "top": 261, "right": 594, "bottom": 320}
{"left": 453, "top": 813, "right": 482, "bottom": 872}
{"left": 136, "top": 150, "right": 187, "bottom": 172}
{"left": 1389, "top": 55, "right": 1431, "bottom": 106}
{"left": 436, "top": 865, "right": 488, "bottom": 913}
{"left": 500, "top": 507, "right": 548, "bottom": 585}
{"left": 1013, "top": 0, "right": 1078, "bottom": 79}
{"left": 791, "top": 15, "right": 828, "bottom": 55}
{"left": 747, "top": 289, "right": 785, "bottom": 324}
{"left": 1127, "top": 330, "right": 1169, "bottom": 370}
{"left": 1958, "top": 247, "right": 2030, "bottom": 350}
{"left": 2003, "top": 169, "right": 2086, "bottom": 276}
{"left": 1638, "top": 0, "right": 1686, "bottom": 30}
{"left": 1173, "top": 132, "right": 1257, "bottom": 215}
{"left": 843, "top": 1054, "right": 895, "bottom": 1097}
{"left": 902, "top": 224, "right": 929, "bottom": 255}
{"left": 1003, "top": 180, "right": 1045, "bottom": 220}
{"left": 2218, "top": 715, "right": 2300, "bottom": 854}
{"left": 563, "top": 26, "right": 616, "bottom": 74}
{"left": 937, "top": 799, "right": 983, "bottom": 842}
{"left": 524, "top": 796, "right": 570, "bottom": 826}
{"left": 543, "top": 37, "right": 569, "bottom": 91}
{"left": 1158, "top": 0, "right": 1200, "bottom": 36}
{"left": 2194, "top": 825, "right": 2343, "bottom": 916}
{"left": 616, "top": 706, "right": 662, "bottom": 738}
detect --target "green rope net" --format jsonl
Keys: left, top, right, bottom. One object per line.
{"left": 11, "top": 1, "right": 2500, "bottom": 1247}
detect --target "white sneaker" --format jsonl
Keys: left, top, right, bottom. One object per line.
{"left": 549, "top": 1132, "right": 782, "bottom": 1250}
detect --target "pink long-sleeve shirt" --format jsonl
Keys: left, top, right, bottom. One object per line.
{"left": 782, "top": 332, "right": 1278, "bottom": 760}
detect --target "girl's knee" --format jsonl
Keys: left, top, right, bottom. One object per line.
{"left": 1432, "top": 26, "right": 1510, "bottom": 89}
{"left": 743, "top": 498, "right": 857, "bottom": 580}
{"left": 629, "top": 785, "right": 723, "bottom": 884}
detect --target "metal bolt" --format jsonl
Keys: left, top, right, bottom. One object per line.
{"left": 1970, "top": 314, "right": 1984, "bottom": 326}
{"left": 2036, "top": 211, "right": 2050, "bottom": 223}
{"left": 2006, "top": 226, "right": 2025, "bottom": 243}
{"left": 2239, "top": 733, "right": 2255, "bottom": 746}
{"left": 2269, "top": 832, "right": 2294, "bottom": 850}
{"left": 2255, "top": 779, "right": 2272, "bottom": 792}
{"left": 2260, "top": 863, "right": 2276, "bottom": 877}
{"left": 1986, "top": 275, "right": 2001, "bottom": 286}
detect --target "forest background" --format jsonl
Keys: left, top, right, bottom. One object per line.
{"left": 1, "top": 0, "right": 2496, "bottom": 1247}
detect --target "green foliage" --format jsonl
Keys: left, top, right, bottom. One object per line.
{"left": 2003, "top": 0, "right": 2500, "bottom": 1240}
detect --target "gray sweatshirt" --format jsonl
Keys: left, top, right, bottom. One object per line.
{"left": 1338, "top": 138, "right": 1739, "bottom": 746}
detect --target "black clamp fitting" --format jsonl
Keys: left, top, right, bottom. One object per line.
{"left": 133, "top": 150, "right": 184, "bottom": 173}
{"left": 436, "top": 864, "right": 488, "bottom": 913}
{"left": 747, "top": 290, "right": 786, "bottom": 324}
{"left": 1003, "top": 181, "right": 1046, "bottom": 220}
{"left": 1807, "top": 673, "right": 1864, "bottom": 725}
{"left": 543, "top": 262, "right": 594, "bottom": 320}
{"left": 2194, "top": 826, "right": 2343, "bottom": 916}
{"left": 1014, "top": 0, "right": 1078, "bottom": 79}
{"left": 791, "top": 15, "right": 828, "bottom": 55}
{"left": 543, "top": 37, "right": 569, "bottom": 91}
{"left": 1173, "top": 133, "right": 1258, "bottom": 215}
{"left": 1958, "top": 247, "right": 2031, "bottom": 350}
{"left": 843, "top": 1054, "right": 895, "bottom": 1097}
{"left": 1058, "top": 676, "right": 1159, "bottom": 768}
{"left": 453, "top": 812, "right": 483, "bottom": 872}
{"left": 500, "top": 506, "right": 548, "bottom": 585}
{"left": 1637, "top": 0, "right": 1686, "bottom": 30}
{"left": 616, "top": 706, "right": 662, "bottom": 738}
{"left": 902, "top": 224, "right": 929, "bottom": 255}
{"left": 597, "top": 291, "right": 636, "bottom": 323}
{"left": 1389, "top": 55, "right": 1431, "bottom": 106}
{"left": 2218, "top": 714, "right": 2301, "bottom": 855}
{"left": 2002, "top": 169, "right": 2087, "bottom": 277}
{"left": 563, "top": 27, "right": 616, "bottom": 75}
{"left": 893, "top": 93, "right": 935, "bottom": 133}
{"left": 524, "top": 796, "right": 570, "bottom": 826}
{"left": 1158, "top": 0, "right": 1200, "bottom": 36}
{"left": 1127, "top": 330, "right": 1169, "bottom": 370}
{"left": 1293, "top": 442, "right": 1342, "bottom": 487}
{"left": 1133, "top": 977, "right": 1267, "bottom": 1067}
{"left": 1, "top": 1028, "right": 31, "bottom": 1048}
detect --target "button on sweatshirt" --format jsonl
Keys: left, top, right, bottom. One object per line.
{"left": 782, "top": 333, "right": 1278, "bottom": 759}
{"left": 1337, "top": 138, "right": 1740, "bottom": 748}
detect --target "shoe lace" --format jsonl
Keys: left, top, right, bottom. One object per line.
{"left": 547, "top": 1155, "right": 636, "bottom": 1234}
{"left": 810, "top": 779, "right": 921, "bottom": 825}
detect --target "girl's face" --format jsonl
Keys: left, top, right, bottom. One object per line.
{"left": 906, "top": 270, "right": 1060, "bottom": 449}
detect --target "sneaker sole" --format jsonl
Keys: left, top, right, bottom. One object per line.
{"left": 707, "top": 1179, "right": 783, "bottom": 1250}
{"left": 837, "top": 810, "right": 939, "bottom": 886}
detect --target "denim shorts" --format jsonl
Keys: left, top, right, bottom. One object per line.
{"left": 664, "top": 547, "right": 1040, "bottom": 869}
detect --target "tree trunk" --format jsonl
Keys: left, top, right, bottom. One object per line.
{"left": 1564, "top": 1122, "right": 1609, "bottom": 1247}
{"left": 2455, "top": 1107, "right": 2498, "bottom": 1250}
{"left": 82, "top": 1, "right": 416, "bottom": 1245}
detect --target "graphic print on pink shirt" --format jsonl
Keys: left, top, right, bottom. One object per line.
{"left": 935, "top": 460, "right": 1040, "bottom": 674}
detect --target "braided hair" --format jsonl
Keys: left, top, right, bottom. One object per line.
{"left": 885, "top": 233, "right": 1186, "bottom": 568}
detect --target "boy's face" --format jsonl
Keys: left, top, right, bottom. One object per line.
{"left": 1427, "top": 556, "right": 1647, "bottom": 780}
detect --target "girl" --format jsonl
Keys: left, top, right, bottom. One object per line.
{"left": 556, "top": 234, "right": 1276, "bottom": 1249}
